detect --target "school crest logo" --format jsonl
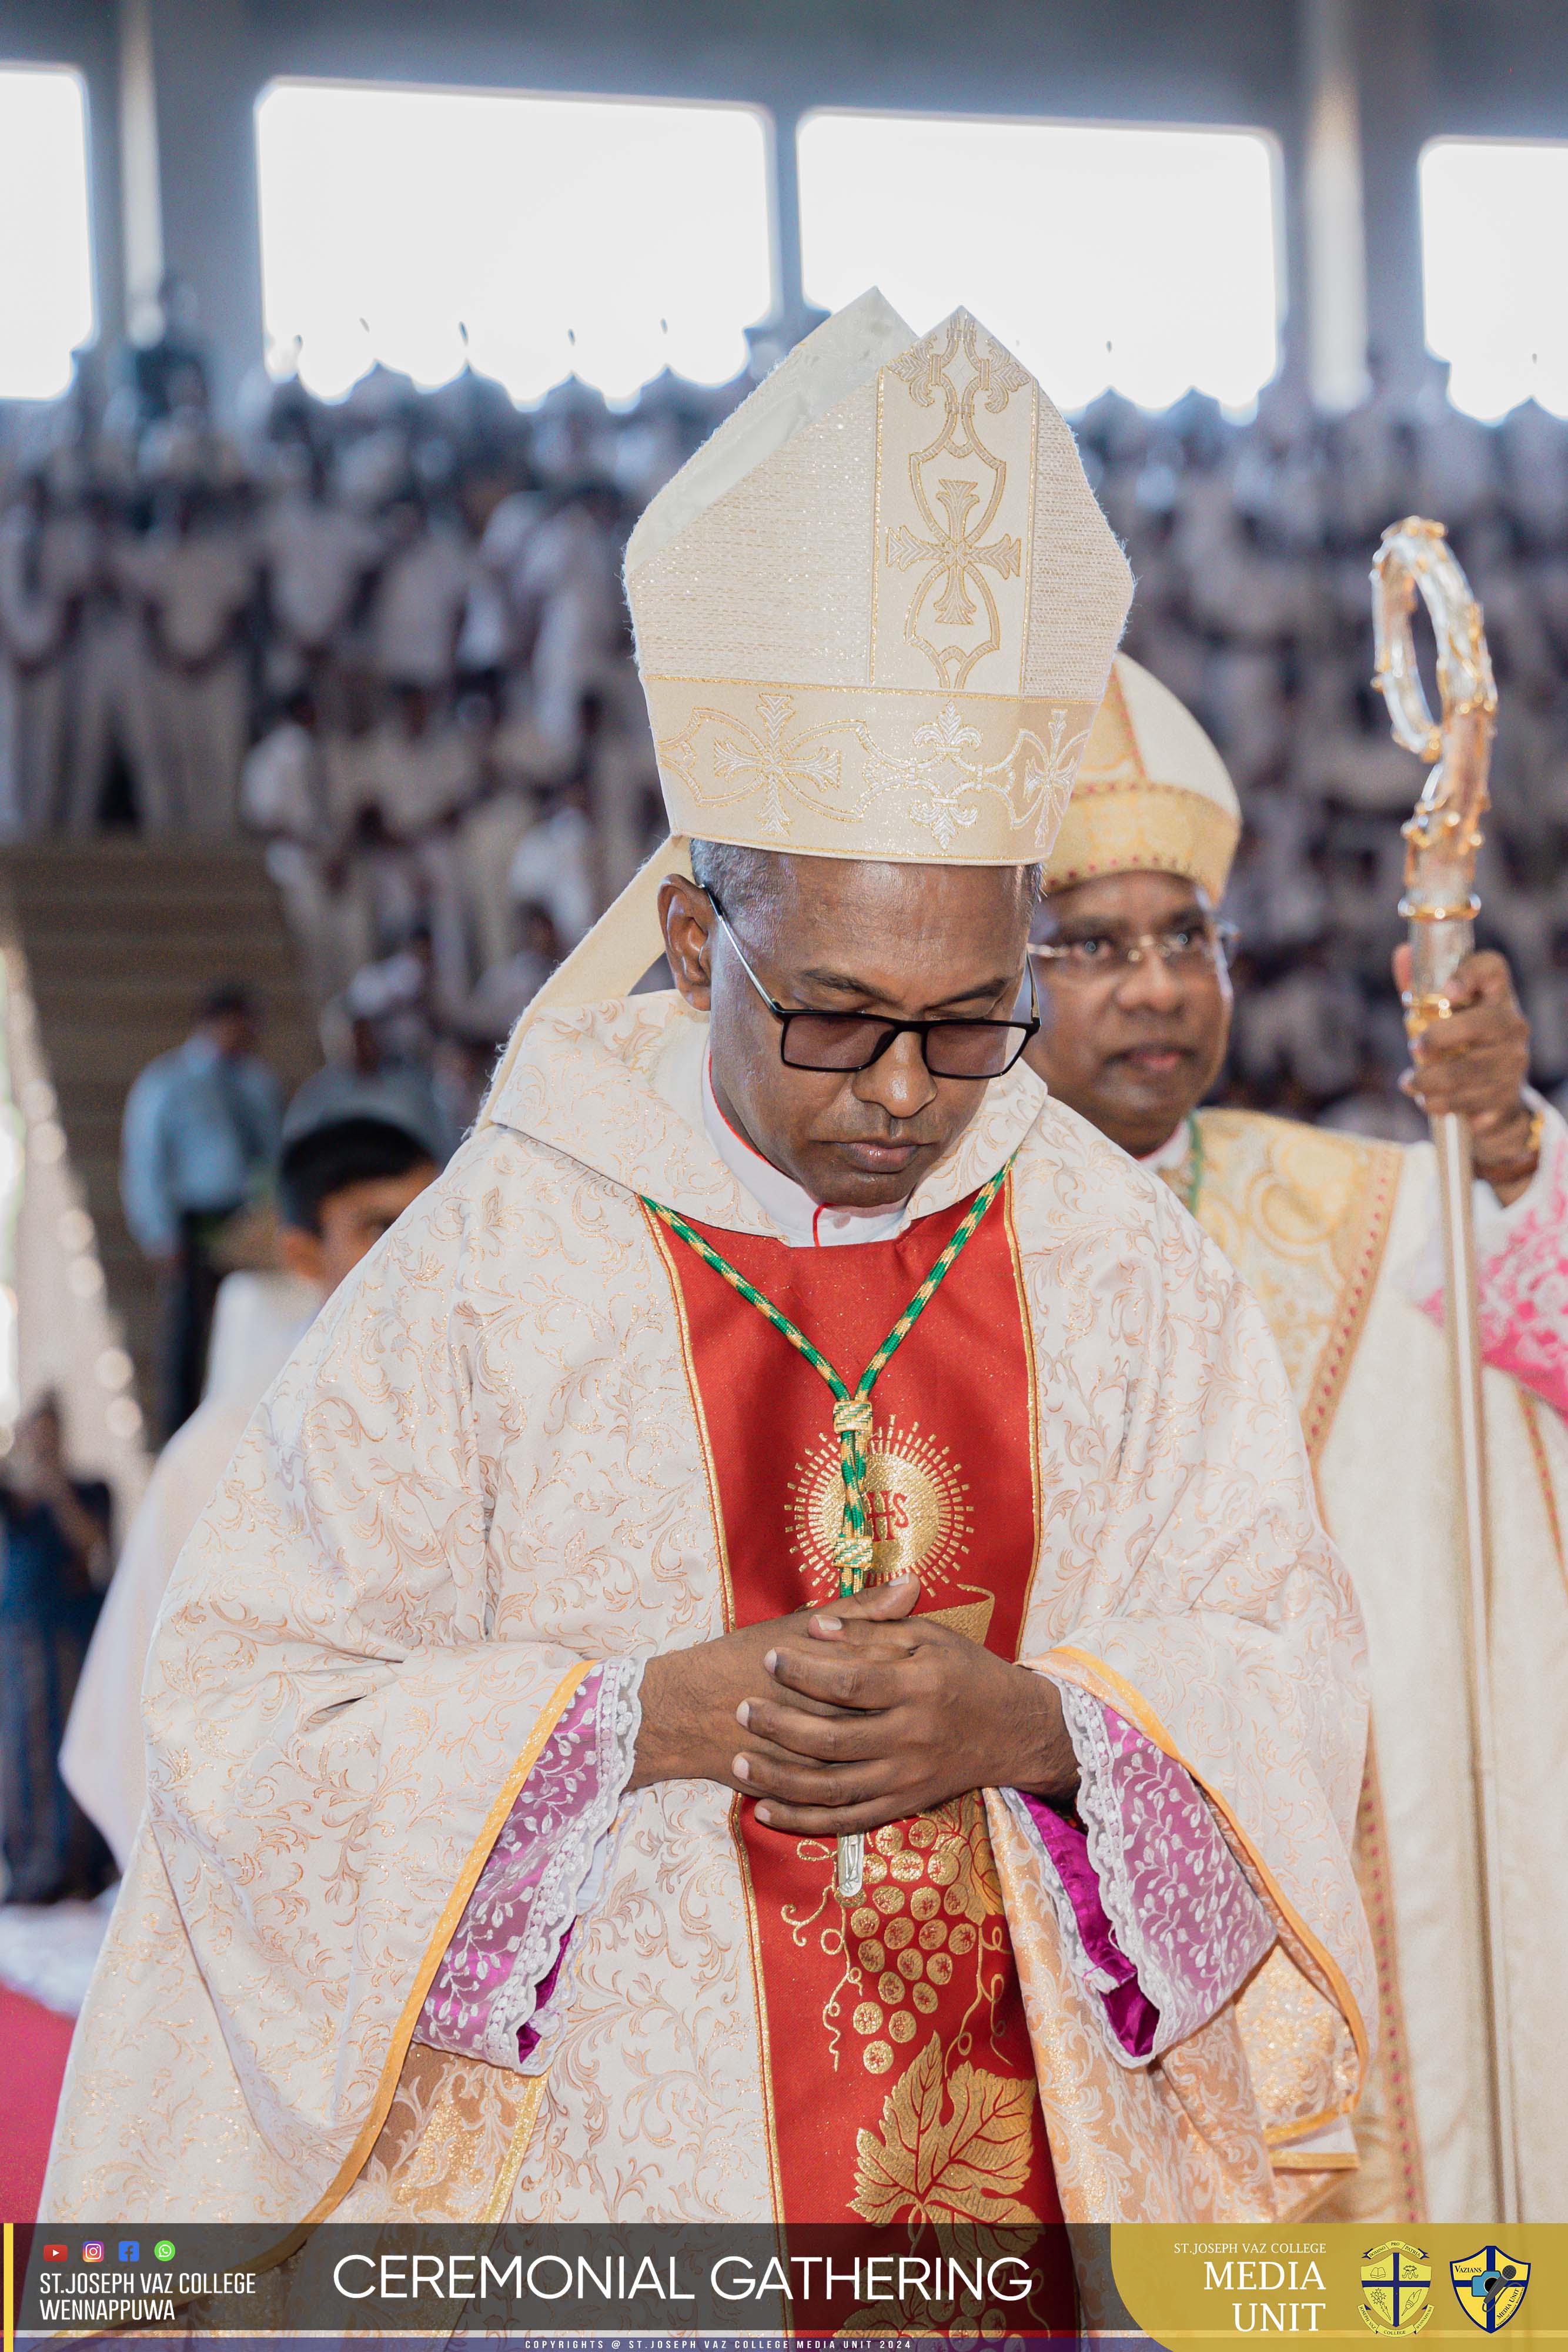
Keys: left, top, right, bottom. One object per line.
{"left": 1361, "top": 2242, "right": 1433, "bottom": 2335}
{"left": 1450, "top": 2249, "right": 1530, "bottom": 2331}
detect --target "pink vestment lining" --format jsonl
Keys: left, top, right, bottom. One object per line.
{"left": 416, "top": 1668, "right": 1263, "bottom": 2070}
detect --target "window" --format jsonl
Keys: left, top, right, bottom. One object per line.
{"left": 0, "top": 66, "right": 93, "bottom": 401}
{"left": 1422, "top": 138, "right": 1568, "bottom": 419}
{"left": 798, "top": 111, "right": 1281, "bottom": 413}
{"left": 255, "top": 79, "right": 773, "bottom": 404}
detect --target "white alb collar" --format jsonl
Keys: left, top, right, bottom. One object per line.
{"left": 1139, "top": 1120, "right": 1191, "bottom": 1174}
{"left": 700, "top": 1055, "right": 907, "bottom": 1248}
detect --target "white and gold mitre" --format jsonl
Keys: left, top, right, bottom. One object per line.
{"left": 496, "top": 292, "right": 1133, "bottom": 1044}
{"left": 625, "top": 288, "right": 1133, "bottom": 867}
{"left": 1045, "top": 654, "right": 1241, "bottom": 903}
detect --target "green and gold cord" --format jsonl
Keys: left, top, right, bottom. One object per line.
{"left": 643, "top": 1157, "right": 1013, "bottom": 1898}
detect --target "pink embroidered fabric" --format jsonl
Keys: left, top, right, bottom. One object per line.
{"left": 1416, "top": 1114, "right": 1568, "bottom": 1421}
{"left": 415, "top": 1659, "right": 640, "bottom": 2073}
{"left": 1009, "top": 1685, "right": 1275, "bottom": 2063}
{"left": 417, "top": 1662, "right": 1268, "bottom": 2077}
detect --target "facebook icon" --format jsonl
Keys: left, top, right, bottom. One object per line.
{"left": 119, "top": 2242, "right": 139, "bottom": 2263}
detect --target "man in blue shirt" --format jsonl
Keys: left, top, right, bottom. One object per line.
{"left": 120, "top": 985, "right": 282, "bottom": 1437}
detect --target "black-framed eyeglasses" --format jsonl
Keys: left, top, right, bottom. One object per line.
{"left": 706, "top": 890, "right": 1040, "bottom": 1079}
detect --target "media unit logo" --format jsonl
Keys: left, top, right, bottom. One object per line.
{"left": 1451, "top": 2248, "right": 1530, "bottom": 2331}
{"left": 1360, "top": 2241, "right": 1432, "bottom": 2335}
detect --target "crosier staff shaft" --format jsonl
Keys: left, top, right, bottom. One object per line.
{"left": 1371, "top": 517, "right": 1517, "bottom": 2224}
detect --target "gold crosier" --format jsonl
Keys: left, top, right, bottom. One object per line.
{"left": 643, "top": 1160, "right": 1012, "bottom": 1900}
{"left": 1370, "top": 516, "right": 1516, "bottom": 2221}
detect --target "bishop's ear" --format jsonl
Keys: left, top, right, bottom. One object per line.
{"left": 659, "top": 875, "right": 716, "bottom": 1010}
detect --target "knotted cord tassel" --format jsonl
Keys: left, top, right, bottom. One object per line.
{"left": 831, "top": 1395, "right": 877, "bottom": 1598}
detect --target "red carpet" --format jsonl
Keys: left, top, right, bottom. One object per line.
{"left": 0, "top": 1984, "right": 76, "bottom": 2222}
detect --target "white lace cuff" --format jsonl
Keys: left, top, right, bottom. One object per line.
{"left": 416, "top": 1655, "right": 642, "bottom": 2075}
{"left": 1053, "top": 1680, "right": 1274, "bottom": 2062}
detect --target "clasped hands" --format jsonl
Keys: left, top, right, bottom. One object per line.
{"left": 628, "top": 1573, "right": 1076, "bottom": 1835}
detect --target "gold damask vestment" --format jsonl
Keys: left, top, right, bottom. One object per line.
{"left": 1168, "top": 1107, "right": 1568, "bottom": 2221}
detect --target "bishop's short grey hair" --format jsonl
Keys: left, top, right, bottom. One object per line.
{"left": 687, "top": 838, "right": 784, "bottom": 918}
{"left": 688, "top": 838, "right": 1043, "bottom": 916}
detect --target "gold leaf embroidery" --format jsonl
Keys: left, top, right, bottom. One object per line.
{"left": 914, "top": 1794, "right": 1005, "bottom": 1927}
{"left": 852, "top": 2037, "right": 1036, "bottom": 2227}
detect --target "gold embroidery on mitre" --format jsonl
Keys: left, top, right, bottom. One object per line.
{"left": 1047, "top": 777, "right": 1241, "bottom": 902}
{"left": 879, "top": 315, "right": 1032, "bottom": 693}
{"left": 658, "top": 689, "right": 867, "bottom": 837}
{"left": 620, "top": 294, "right": 1131, "bottom": 878}
{"left": 787, "top": 1413, "right": 974, "bottom": 1599}
{"left": 649, "top": 677, "right": 1092, "bottom": 858}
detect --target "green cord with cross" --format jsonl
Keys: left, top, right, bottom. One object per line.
{"left": 643, "top": 1154, "right": 1014, "bottom": 1899}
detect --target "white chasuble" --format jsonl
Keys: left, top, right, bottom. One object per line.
{"left": 43, "top": 1000, "right": 1370, "bottom": 2228}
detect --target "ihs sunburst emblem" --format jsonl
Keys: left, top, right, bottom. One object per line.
{"left": 786, "top": 1414, "right": 973, "bottom": 1603}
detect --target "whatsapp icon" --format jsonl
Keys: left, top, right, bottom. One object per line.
{"left": 153, "top": 2241, "right": 175, "bottom": 2263}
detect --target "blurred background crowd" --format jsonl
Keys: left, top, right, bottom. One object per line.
{"left": 9, "top": 308, "right": 1568, "bottom": 1153}
{"left": 5, "top": 0, "right": 1568, "bottom": 2223}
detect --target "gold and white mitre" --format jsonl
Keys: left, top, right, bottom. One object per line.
{"left": 520, "top": 289, "right": 1133, "bottom": 1023}
{"left": 1045, "top": 653, "right": 1241, "bottom": 903}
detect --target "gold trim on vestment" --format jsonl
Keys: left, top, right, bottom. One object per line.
{"left": 1316, "top": 1739, "right": 1427, "bottom": 2220}
{"left": 1298, "top": 1144, "right": 1403, "bottom": 1464}
{"left": 1046, "top": 779, "right": 1240, "bottom": 902}
{"left": 1518, "top": 1388, "right": 1567, "bottom": 1591}
{"left": 481, "top": 2072, "right": 550, "bottom": 2223}
{"left": 299, "top": 1659, "right": 593, "bottom": 2229}
{"left": 642, "top": 1201, "right": 787, "bottom": 2222}
{"left": 1182, "top": 1114, "right": 1402, "bottom": 1466}
{"left": 1044, "top": 1644, "right": 1372, "bottom": 2115}
{"left": 1001, "top": 1170, "right": 1045, "bottom": 1653}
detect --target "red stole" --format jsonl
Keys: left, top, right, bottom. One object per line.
{"left": 649, "top": 1178, "right": 1064, "bottom": 2243}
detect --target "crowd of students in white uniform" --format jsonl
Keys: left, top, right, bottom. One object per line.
{"left": 5, "top": 328, "right": 1568, "bottom": 1127}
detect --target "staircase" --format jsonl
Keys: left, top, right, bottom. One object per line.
{"left": 0, "top": 840, "right": 319, "bottom": 1431}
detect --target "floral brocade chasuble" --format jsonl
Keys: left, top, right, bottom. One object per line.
{"left": 649, "top": 1178, "right": 1063, "bottom": 2240}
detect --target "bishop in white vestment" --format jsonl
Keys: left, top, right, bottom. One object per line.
{"left": 45, "top": 296, "right": 1371, "bottom": 2236}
